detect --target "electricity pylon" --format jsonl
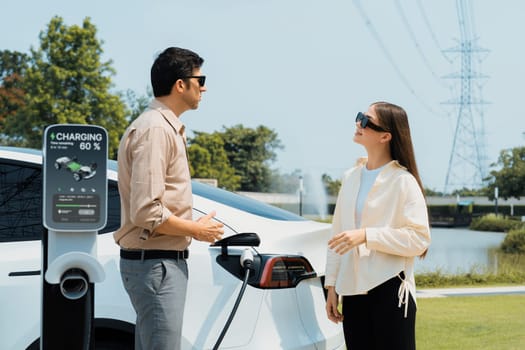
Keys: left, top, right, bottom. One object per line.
{"left": 442, "top": 0, "right": 489, "bottom": 194}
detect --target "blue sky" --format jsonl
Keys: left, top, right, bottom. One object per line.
{"left": 2, "top": 0, "right": 524, "bottom": 191}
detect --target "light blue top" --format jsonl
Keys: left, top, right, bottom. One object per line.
{"left": 356, "top": 164, "right": 384, "bottom": 228}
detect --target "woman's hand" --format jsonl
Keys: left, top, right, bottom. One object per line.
{"left": 328, "top": 229, "right": 366, "bottom": 255}
{"left": 325, "top": 287, "right": 344, "bottom": 323}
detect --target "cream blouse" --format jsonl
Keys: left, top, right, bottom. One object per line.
{"left": 325, "top": 158, "right": 431, "bottom": 316}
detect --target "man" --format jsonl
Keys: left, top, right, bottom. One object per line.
{"left": 115, "top": 47, "right": 224, "bottom": 350}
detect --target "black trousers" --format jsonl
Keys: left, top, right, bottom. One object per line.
{"left": 342, "top": 273, "right": 417, "bottom": 350}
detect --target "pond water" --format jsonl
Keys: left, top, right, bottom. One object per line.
{"left": 414, "top": 227, "right": 506, "bottom": 274}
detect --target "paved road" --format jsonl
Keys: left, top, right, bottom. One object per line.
{"left": 417, "top": 285, "right": 525, "bottom": 298}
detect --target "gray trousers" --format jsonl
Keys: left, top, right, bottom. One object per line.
{"left": 120, "top": 257, "right": 188, "bottom": 350}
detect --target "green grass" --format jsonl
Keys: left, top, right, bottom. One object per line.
{"left": 417, "top": 295, "right": 525, "bottom": 350}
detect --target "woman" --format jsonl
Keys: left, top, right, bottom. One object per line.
{"left": 325, "top": 101, "right": 431, "bottom": 350}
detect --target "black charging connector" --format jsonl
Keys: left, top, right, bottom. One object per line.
{"left": 213, "top": 248, "right": 254, "bottom": 350}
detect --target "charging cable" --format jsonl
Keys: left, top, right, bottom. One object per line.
{"left": 212, "top": 249, "right": 254, "bottom": 350}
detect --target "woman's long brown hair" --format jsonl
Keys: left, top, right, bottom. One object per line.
{"left": 372, "top": 101, "right": 428, "bottom": 257}
{"left": 372, "top": 101, "right": 424, "bottom": 193}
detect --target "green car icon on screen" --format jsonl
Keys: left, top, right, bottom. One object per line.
{"left": 54, "top": 156, "right": 97, "bottom": 181}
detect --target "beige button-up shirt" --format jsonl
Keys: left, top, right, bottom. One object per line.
{"left": 115, "top": 100, "right": 192, "bottom": 251}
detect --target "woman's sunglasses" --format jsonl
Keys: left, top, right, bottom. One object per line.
{"left": 355, "top": 112, "right": 388, "bottom": 132}
{"left": 182, "top": 75, "right": 206, "bottom": 87}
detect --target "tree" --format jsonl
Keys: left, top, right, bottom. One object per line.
{"left": 2, "top": 17, "right": 128, "bottom": 158}
{"left": 220, "top": 124, "right": 283, "bottom": 192}
{"left": 0, "top": 50, "right": 29, "bottom": 140}
{"left": 424, "top": 187, "right": 444, "bottom": 197}
{"left": 322, "top": 173, "right": 341, "bottom": 196}
{"left": 187, "top": 131, "right": 241, "bottom": 191}
{"left": 485, "top": 146, "right": 525, "bottom": 200}
{"left": 124, "top": 87, "right": 152, "bottom": 123}
{"left": 269, "top": 169, "right": 302, "bottom": 193}
{"left": 450, "top": 187, "right": 487, "bottom": 197}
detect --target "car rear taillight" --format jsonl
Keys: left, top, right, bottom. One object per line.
{"left": 258, "top": 255, "right": 316, "bottom": 289}
{"left": 213, "top": 234, "right": 317, "bottom": 289}
{"left": 216, "top": 253, "right": 317, "bottom": 289}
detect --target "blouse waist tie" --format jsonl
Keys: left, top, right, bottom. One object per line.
{"left": 397, "top": 273, "right": 410, "bottom": 318}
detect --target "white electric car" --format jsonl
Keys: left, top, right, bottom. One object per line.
{"left": 0, "top": 146, "right": 344, "bottom": 350}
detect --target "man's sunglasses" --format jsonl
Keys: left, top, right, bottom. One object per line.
{"left": 355, "top": 112, "right": 388, "bottom": 132}
{"left": 182, "top": 75, "right": 206, "bottom": 87}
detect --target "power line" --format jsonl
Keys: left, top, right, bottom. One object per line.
{"left": 352, "top": 0, "right": 437, "bottom": 115}
{"left": 394, "top": 0, "right": 444, "bottom": 83}
{"left": 416, "top": 0, "right": 453, "bottom": 64}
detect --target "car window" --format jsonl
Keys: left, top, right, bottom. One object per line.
{"left": 0, "top": 161, "right": 43, "bottom": 242}
{"left": 1, "top": 147, "right": 305, "bottom": 245}
{"left": 111, "top": 157, "right": 303, "bottom": 222}
{"left": 0, "top": 158, "right": 121, "bottom": 241}
{"left": 192, "top": 181, "right": 306, "bottom": 221}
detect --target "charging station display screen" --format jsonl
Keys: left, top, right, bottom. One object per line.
{"left": 43, "top": 124, "right": 108, "bottom": 231}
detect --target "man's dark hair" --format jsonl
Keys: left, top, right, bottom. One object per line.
{"left": 150, "top": 47, "right": 204, "bottom": 97}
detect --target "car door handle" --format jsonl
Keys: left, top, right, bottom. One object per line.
{"left": 8, "top": 270, "right": 41, "bottom": 277}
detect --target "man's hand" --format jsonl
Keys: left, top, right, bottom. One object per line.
{"left": 194, "top": 211, "right": 224, "bottom": 243}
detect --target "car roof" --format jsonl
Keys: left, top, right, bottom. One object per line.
{"left": 0, "top": 146, "right": 305, "bottom": 221}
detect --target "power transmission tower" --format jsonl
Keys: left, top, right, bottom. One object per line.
{"left": 442, "top": 0, "right": 489, "bottom": 193}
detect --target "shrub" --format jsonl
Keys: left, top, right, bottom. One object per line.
{"left": 469, "top": 213, "right": 523, "bottom": 232}
{"left": 501, "top": 227, "right": 525, "bottom": 254}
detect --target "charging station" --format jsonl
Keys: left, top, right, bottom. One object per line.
{"left": 41, "top": 124, "right": 108, "bottom": 349}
